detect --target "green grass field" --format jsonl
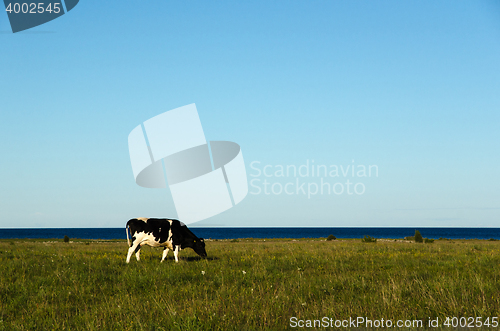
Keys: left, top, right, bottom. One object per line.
{"left": 0, "top": 238, "right": 499, "bottom": 330}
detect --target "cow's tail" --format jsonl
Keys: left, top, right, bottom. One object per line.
{"left": 126, "top": 224, "right": 130, "bottom": 247}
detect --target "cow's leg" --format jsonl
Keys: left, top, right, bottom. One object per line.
{"left": 173, "top": 245, "right": 180, "bottom": 263}
{"left": 135, "top": 244, "right": 141, "bottom": 261}
{"left": 126, "top": 242, "right": 139, "bottom": 263}
{"left": 161, "top": 247, "right": 169, "bottom": 262}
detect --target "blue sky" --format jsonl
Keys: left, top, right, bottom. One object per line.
{"left": 1, "top": 0, "right": 499, "bottom": 227}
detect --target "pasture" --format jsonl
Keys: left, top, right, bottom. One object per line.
{"left": 0, "top": 238, "right": 499, "bottom": 330}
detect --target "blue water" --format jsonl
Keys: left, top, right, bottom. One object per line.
{"left": 0, "top": 228, "right": 499, "bottom": 240}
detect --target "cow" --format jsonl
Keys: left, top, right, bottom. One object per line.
{"left": 125, "top": 218, "right": 207, "bottom": 263}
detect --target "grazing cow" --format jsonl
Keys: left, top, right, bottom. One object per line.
{"left": 126, "top": 218, "right": 207, "bottom": 263}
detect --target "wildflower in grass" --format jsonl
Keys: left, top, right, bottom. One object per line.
{"left": 201, "top": 271, "right": 205, "bottom": 275}
{"left": 242, "top": 270, "right": 246, "bottom": 275}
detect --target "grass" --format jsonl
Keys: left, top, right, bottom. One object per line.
{"left": 0, "top": 238, "right": 499, "bottom": 330}
{"left": 361, "top": 235, "right": 377, "bottom": 243}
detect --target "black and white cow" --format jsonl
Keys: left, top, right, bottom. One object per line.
{"left": 126, "top": 218, "right": 207, "bottom": 263}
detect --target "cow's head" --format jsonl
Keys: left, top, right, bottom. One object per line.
{"left": 192, "top": 238, "right": 207, "bottom": 258}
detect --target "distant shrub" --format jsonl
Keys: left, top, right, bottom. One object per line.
{"left": 488, "top": 238, "right": 498, "bottom": 241}
{"left": 404, "top": 236, "right": 415, "bottom": 241}
{"left": 230, "top": 239, "right": 239, "bottom": 243}
{"left": 326, "top": 235, "right": 336, "bottom": 241}
{"left": 424, "top": 238, "right": 434, "bottom": 243}
{"left": 63, "top": 235, "right": 70, "bottom": 243}
{"left": 362, "top": 235, "right": 377, "bottom": 243}
{"left": 415, "top": 230, "right": 423, "bottom": 243}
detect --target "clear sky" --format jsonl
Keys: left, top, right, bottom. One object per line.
{"left": 1, "top": 1, "right": 499, "bottom": 228}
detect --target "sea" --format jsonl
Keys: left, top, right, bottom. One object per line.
{"left": 0, "top": 227, "right": 499, "bottom": 240}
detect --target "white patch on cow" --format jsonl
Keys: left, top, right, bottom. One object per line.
{"left": 161, "top": 248, "right": 170, "bottom": 262}
{"left": 126, "top": 245, "right": 135, "bottom": 263}
{"left": 138, "top": 231, "right": 161, "bottom": 247}
{"left": 136, "top": 217, "right": 149, "bottom": 222}
{"left": 173, "top": 245, "right": 181, "bottom": 262}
